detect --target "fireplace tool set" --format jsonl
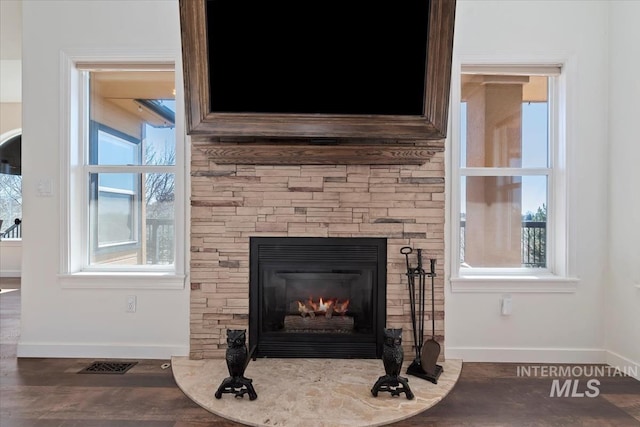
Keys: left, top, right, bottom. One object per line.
{"left": 401, "top": 246, "right": 443, "bottom": 384}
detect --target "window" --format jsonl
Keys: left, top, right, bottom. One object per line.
{"left": 0, "top": 129, "right": 22, "bottom": 240}
{"left": 450, "top": 65, "right": 575, "bottom": 289}
{"left": 0, "top": 174, "right": 22, "bottom": 240}
{"left": 83, "top": 68, "right": 177, "bottom": 268}
{"left": 60, "top": 53, "right": 184, "bottom": 285}
{"left": 90, "top": 124, "right": 141, "bottom": 251}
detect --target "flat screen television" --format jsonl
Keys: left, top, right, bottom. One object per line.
{"left": 207, "top": 1, "right": 428, "bottom": 116}
{"left": 179, "top": 0, "right": 455, "bottom": 141}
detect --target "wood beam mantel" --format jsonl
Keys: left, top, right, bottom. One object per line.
{"left": 195, "top": 142, "right": 444, "bottom": 165}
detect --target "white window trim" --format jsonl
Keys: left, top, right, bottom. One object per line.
{"left": 448, "top": 55, "right": 579, "bottom": 293}
{"left": 58, "top": 48, "right": 186, "bottom": 289}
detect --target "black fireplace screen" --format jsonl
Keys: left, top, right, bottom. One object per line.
{"left": 250, "top": 237, "right": 387, "bottom": 358}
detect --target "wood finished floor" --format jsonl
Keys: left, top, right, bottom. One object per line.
{"left": 1, "top": 277, "right": 639, "bottom": 427}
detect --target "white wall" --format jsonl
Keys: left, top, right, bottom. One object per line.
{"left": 446, "top": 1, "right": 610, "bottom": 363}
{"left": 605, "top": 1, "right": 640, "bottom": 375}
{"left": 0, "top": 0, "right": 22, "bottom": 61}
{"left": 17, "top": 0, "right": 637, "bottom": 365}
{"left": 0, "top": 240, "right": 21, "bottom": 277}
{"left": 18, "top": 0, "right": 189, "bottom": 359}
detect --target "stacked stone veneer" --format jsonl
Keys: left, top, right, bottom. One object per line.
{"left": 189, "top": 143, "right": 445, "bottom": 360}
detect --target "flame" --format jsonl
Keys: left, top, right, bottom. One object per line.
{"left": 296, "top": 297, "right": 349, "bottom": 315}
{"left": 334, "top": 299, "right": 350, "bottom": 314}
{"left": 318, "top": 297, "right": 333, "bottom": 312}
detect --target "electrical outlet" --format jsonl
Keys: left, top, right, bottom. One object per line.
{"left": 501, "top": 295, "right": 512, "bottom": 316}
{"left": 126, "top": 295, "right": 137, "bottom": 313}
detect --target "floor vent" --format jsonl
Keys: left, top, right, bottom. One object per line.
{"left": 78, "top": 361, "right": 138, "bottom": 374}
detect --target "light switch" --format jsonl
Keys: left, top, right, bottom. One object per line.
{"left": 37, "top": 178, "right": 53, "bottom": 197}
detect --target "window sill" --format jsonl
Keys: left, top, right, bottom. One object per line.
{"left": 450, "top": 275, "right": 579, "bottom": 293}
{"left": 58, "top": 272, "right": 186, "bottom": 289}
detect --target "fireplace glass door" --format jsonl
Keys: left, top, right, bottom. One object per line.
{"left": 250, "top": 237, "right": 386, "bottom": 358}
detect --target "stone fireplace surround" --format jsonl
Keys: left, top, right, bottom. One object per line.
{"left": 189, "top": 143, "right": 445, "bottom": 360}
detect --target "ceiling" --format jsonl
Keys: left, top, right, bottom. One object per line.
{"left": 461, "top": 74, "right": 548, "bottom": 103}
{"left": 92, "top": 71, "right": 176, "bottom": 127}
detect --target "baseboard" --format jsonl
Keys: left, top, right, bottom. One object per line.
{"left": 0, "top": 270, "right": 21, "bottom": 278}
{"left": 445, "top": 346, "right": 606, "bottom": 364}
{"left": 606, "top": 350, "right": 640, "bottom": 381}
{"left": 16, "top": 342, "right": 189, "bottom": 360}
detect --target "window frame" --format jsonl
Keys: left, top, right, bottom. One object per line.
{"left": 96, "top": 185, "right": 138, "bottom": 248}
{"left": 89, "top": 122, "right": 142, "bottom": 253}
{"left": 59, "top": 49, "right": 186, "bottom": 289}
{"left": 448, "top": 60, "right": 578, "bottom": 293}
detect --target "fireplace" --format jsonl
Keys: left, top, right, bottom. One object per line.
{"left": 249, "top": 237, "right": 387, "bottom": 359}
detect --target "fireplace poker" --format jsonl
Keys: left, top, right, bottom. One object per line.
{"left": 416, "top": 249, "right": 426, "bottom": 358}
{"left": 400, "top": 246, "right": 420, "bottom": 361}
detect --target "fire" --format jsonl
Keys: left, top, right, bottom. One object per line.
{"left": 296, "top": 297, "right": 350, "bottom": 318}
{"left": 318, "top": 297, "right": 333, "bottom": 312}
{"left": 333, "top": 299, "right": 350, "bottom": 314}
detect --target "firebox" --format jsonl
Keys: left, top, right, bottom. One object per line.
{"left": 249, "top": 237, "right": 387, "bottom": 358}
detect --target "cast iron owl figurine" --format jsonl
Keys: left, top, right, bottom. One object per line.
{"left": 215, "top": 329, "right": 257, "bottom": 400}
{"left": 382, "top": 328, "right": 404, "bottom": 376}
{"left": 371, "top": 328, "right": 413, "bottom": 399}
{"left": 225, "top": 329, "right": 248, "bottom": 378}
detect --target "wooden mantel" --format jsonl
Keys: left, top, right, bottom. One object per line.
{"left": 192, "top": 138, "right": 444, "bottom": 165}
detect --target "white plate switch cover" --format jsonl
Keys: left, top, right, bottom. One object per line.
{"left": 501, "top": 295, "right": 512, "bottom": 316}
{"left": 37, "top": 178, "right": 53, "bottom": 197}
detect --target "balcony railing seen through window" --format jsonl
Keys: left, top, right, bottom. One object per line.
{"left": 460, "top": 220, "right": 546, "bottom": 268}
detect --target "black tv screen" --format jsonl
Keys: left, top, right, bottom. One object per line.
{"left": 206, "top": 1, "right": 430, "bottom": 116}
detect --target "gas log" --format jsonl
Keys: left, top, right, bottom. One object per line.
{"left": 283, "top": 315, "right": 354, "bottom": 333}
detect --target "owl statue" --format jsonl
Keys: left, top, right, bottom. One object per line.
{"left": 382, "top": 328, "right": 404, "bottom": 377}
{"left": 225, "top": 329, "right": 248, "bottom": 378}
{"left": 216, "top": 329, "right": 257, "bottom": 400}
{"left": 371, "top": 327, "right": 413, "bottom": 399}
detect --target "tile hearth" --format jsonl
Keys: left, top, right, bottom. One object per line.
{"left": 172, "top": 357, "right": 462, "bottom": 427}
